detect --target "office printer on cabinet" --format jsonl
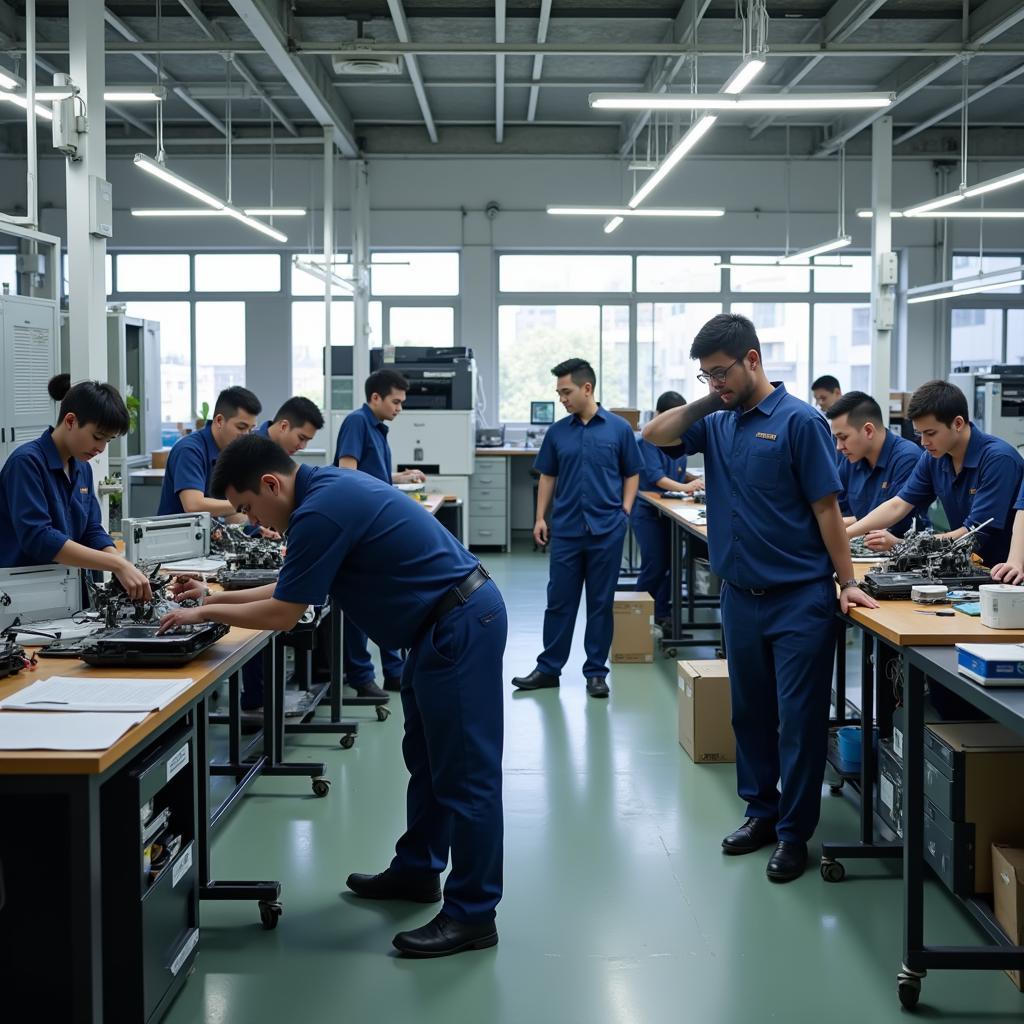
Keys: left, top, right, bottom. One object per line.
{"left": 371, "top": 347, "right": 476, "bottom": 411}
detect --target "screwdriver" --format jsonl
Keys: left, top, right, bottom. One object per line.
{"left": 914, "top": 609, "right": 955, "bottom": 617}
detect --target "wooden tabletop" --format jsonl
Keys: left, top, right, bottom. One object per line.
{"left": 416, "top": 492, "right": 449, "bottom": 517}
{"left": 0, "top": 626, "right": 268, "bottom": 776}
{"left": 639, "top": 491, "right": 709, "bottom": 538}
{"left": 844, "top": 599, "right": 1024, "bottom": 647}
{"left": 475, "top": 447, "right": 540, "bottom": 457}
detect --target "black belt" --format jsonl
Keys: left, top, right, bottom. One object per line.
{"left": 726, "top": 577, "right": 830, "bottom": 598}
{"left": 422, "top": 565, "right": 492, "bottom": 629}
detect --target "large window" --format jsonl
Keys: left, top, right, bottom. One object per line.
{"left": 291, "top": 302, "right": 354, "bottom": 405}
{"left": 733, "top": 302, "right": 811, "bottom": 397}
{"left": 730, "top": 257, "right": 809, "bottom": 294}
{"left": 813, "top": 304, "right": 872, "bottom": 393}
{"left": 195, "top": 302, "right": 246, "bottom": 404}
{"left": 371, "top": 252, "right": 459, "bottom": 296}
{"left": 117, "top": 254, "right": 190, "bottom": 292}
{"left": 636, "top": 255, "right": 720, "bottom": 293}
{"left": 1008, "top": 310, "right": 1024, "bottom": 364}
{"left": 389, "top": 307, "right": 455, "bottom": 347}
{"left": 195, "top": 253, "right": 281, "bottom": 293}
{"left": 637, "top": 302, "right": 723, "bottom": 410}
{"left": 123, "top": 301, "right": 192, "bottom": 434}
{"left": 499, "top": 254, "right": 632, "bottom": 293}
{"left": 951, "top": 309, "right": 1003, "bottom": 369}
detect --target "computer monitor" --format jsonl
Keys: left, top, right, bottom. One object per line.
{"left": 530, "top": 401, "right": 555, "bottom": 426}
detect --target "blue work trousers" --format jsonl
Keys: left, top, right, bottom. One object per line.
{"left": 343, "top": 616, "right": 405, "bottom": 686}
{"left": 719, "top": 577, "right": 837, "bottom": 844}
{"left": 537, "top": 519, "right": 627, "bottom": 680}
{"left": 631, "top": 509, "right": 672, "bottom": 619}
{"left": 390, "top": 579, "right": 507, "bottom": 923}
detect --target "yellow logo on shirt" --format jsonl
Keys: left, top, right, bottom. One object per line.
{"left": 755, "top": 432, "right": 777, "bottom": 441}
{"left": 969, "top": 488, "right": 977, "bottom": 495}
{"left": 79, "top": 487, "right": 89, "bottom": 494}
{"left": 881, "top": 481, "right": 889, "bottom": 489}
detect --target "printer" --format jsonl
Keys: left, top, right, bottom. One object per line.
{"left": 372, "top": 346, "right": 476, "bottom": 411}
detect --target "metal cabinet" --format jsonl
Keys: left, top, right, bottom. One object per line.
{"left": 469, "top": 456, "right": 511, "bottom": 550}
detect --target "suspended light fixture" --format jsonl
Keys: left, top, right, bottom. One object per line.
{"left": 628, "top": 116, "right": 718, "bottom": 208}
{"left": 858, "top": 208, "right": 1024, "bottom": 219}
{"left": 907, "top": 267, "right": 1024, "bottom": 304}
{"left": 590, "top": 92, "right": 894, "bottom": 112}
{"left": 547, "top": 206, "right": 725, "bottom": 218}
{"left": 131, "top": 207, "right": 306, "bottom": 217}
{"left": 292, "top": 254, "right": 355, "bottom": 292}
{"left": 779, "top": 143, "right": 851, "bottom": 264}
{"left": 722, "top": 55, "right": 766, "bottom": 95}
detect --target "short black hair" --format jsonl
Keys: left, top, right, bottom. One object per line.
{"left": 214, "top": 386, "right": 262, "bottom": 421}
{"left": 48, "top": 373, "right": 71, "bottom": 402}
{"left": 273, "top": 396, "right": 324, "bottom": 432}
{"left": 826, "top": 390, "right": 884, "bottom": 428}
{"left": 210, "top": 434, "right": 296, "bottom": 499}
{"left": 365, "top": 368, "right": 409, "bottom": 402}
{"left": 656, "top": 390, "right": 686, "bottom": 414}
{"left": 690, "top": 313, "right": 761, "bottom": 361}
{"left": 551, "top": 358, "right": 596, "bottom": 389}
{"left": 907, "top": 379, "right": 969, "bottom": 427}
{"left": 812, "top": 375, "right": 842, "bottom": 393}
{"left": 56, "top": 380, "right": 130, "bottom": 436}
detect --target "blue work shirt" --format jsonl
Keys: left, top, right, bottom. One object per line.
{"left": 898, "top": 423, "right": 1023, "bottom": 566}
{"left": 633, "top": 439, "right": 689, "bottom": 521}
{"left": 334, "top": 404, "right": 392, "bottom": 484}
{"left": 669, "top": 383, "right": 842, "bottom": 589}
{"left": 157, "top": 424, "right": 221, "bottom": 516}
{"left": 533, "top": 406, "right": 644, "bottom": 537}
{"left": 0, "top": 429, "right": 113, "bottom": 567}
{"left": 254, "top": 420, "right": 272, "bottom": 439}
{"left": 838, "top": 429, "right": 929, "bottom": 538}
{"left": 274, "top": 466, "right": 480, "bottom": 650}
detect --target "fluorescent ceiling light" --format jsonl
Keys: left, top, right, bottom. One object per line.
{"left": 103, "top": 88, "right": 167, "bottom": 102}
{"left": 0, "top": 91, "right": 53, "bottom": 120}
{"left": 547, "top": 206, "right": 725, "bottom": 218}
{"left": 589, "top": 92, "right": 893, "bottom": 112}
{"left": 133, "top": 153, "right": 225, "bottom": 210}
{"left": 603, "top": 217, "right": 624, "bottom": 234}
{"left": 904, "top": 166, "right": 1024, "bottom": 217}
{"left": 723, "top": 57, "right": 766, "bottom": 95}
{"left": 628, "top": 115, "right": 717, "bottom": 208}
{"left": 908, "top": 277, "right": 1023, "bottom": 304}
{"left": 0, "top": 70, "right": 16, "bottom": 90}
{"left": 779, "top": 235, "right": 851, "bottom": 263}
{"left": 858, "top": 208, "right": 1024, "bottom": 219}
{"left": 292, "top": 255, "right": 354, "bottom": 292}
{"left": 857, "top": 209, "right": 905, "bottom": 218}
{"left": 131, "top": 207, "right": 306, "bottom": 218}
{"left": 224, "top": 206, "right": 288, "bottom": 244}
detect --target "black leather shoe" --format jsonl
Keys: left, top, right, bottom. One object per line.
{"left": 721, "top": 817, "right": 777, "bottom": 855}
{"left": 512, "top": 669, "right": 559, "bottom": 691}
{"left": 353, "top": 681, "right": 390, "bottom": 700}
{"left": 346, "top": 868, "right": 441, "bottom": 903}
{"left": 393, "top": 912, "right": 498, "bottom": 958}
{"left": 766, "top": 841, "right": 808, "bottom": 883}
{"left": 585, "top": 676, "right": 610, "bottom": 698}
{"left": 383, "top": 676, "right": 402, "bottom": 693}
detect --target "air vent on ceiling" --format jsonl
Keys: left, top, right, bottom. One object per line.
{"left": 332, "top": 41, "right": 404, "bottom": 76}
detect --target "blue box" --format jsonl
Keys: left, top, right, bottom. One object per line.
{"left": 956, "top": 643, "right": 1024, "bottom": 686}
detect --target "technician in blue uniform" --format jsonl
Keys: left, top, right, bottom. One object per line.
{"left": 990, "top": 478, "right": 1024, "bottom": 584}
{"left": 825, "top": 391, "right": 929, "bottom": 537}
{"left": 512, "top": 358, "right": 643, "bottom": 699}
{"left": 846, "top": 379, "right": 1023, "bottom": 564}
{"left": 632, "top": 391, "right": 704, "bottom": 629}
{"left": 0, "top": 376, "right": 151, "bottom": 599}
{"left": 336, "top": 368, "right": 427, "bottom": 698}
{"left": 159, "top": 434, "right": 506, "bottom": 958}
{"left": 254, "top": 395, "right": 324, "bottom": 455}
{"left": 644, "top": 314, "right": 877, "bottom": 883}
{"left": 157, "top": 385, "right": 261, "bottom": 518}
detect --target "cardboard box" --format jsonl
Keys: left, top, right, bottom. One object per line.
{"left": 677, "top": 660, "right": 735, "bottom": 764}
{"left": 609, "top": 408, "right": 640, "bottom": 429}
{"left": 611, "top": 592, "right": 654, "bottom": 663}
{"left": 992, "top": 844, "right": 1024, "bottom": 990}
{"left": 889, "top": 391, "right": 913, "bottom": 417}
{"left": 150, "top": 448, "right": 170, "bottom": 469}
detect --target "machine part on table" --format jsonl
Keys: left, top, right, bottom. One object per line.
{"left": 0, "top": 628, "right": 34, "bottom": 677}
{"left": 211, "top": 522, "right": 285, "bottom": 571}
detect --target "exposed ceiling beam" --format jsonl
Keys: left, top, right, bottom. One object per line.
{"left": 385, "top": 0, "right": 438, "bottom": 143}
{"left": 618, "top": 0, "right": 712, "bottom": 157}
{"left": 103, "top": 8, "right": 227, "bottom": 135}
{"left": 749, "top": 0, "right": 887, "bottom": 139}
{"left": 893, "top": 61, "right": 1024, "bottom": 145}
{"left": 175, "top": 0, "right": 298, "bottom": 137}
{"left": 225, "top": 0, "right": 359, "bottom": 157}
{"left": 13, "top": 40, "right": 1024, "bottom": 57}
{"left": 816, "top": 0, "right": 1024, "bottom": 154}
{"left": 495, "top": 0, "right": 505, "bottom": 144}
{"left": 526, "top": 0, "right": 553, "bottom": 122}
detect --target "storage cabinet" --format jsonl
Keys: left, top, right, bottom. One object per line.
{"left": 469, "top": 456, "right": 511, "bottom": 551}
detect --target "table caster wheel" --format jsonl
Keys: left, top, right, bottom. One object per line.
{"left": 829, "top": 781, "right": 845, "bottom": 795}
{"left": 339, "top": 734, "right": 356, "bottom": 749}
{"left": 312, "top": 776, "right": 330, "bottom": 797}
{"left": 897, "top": 973, "right": 921, "bottom": 1010}
{"left": 664, "top": 648, "right": 677, "bottom": 659}
{"left": 376, "top": 705, "right": 391, "bottom": 722}
{"left": 259, "top": 900, "right": 283, "bottom": 930}
{"left": 820, "top": 859, "right": 846, "bottom": 883}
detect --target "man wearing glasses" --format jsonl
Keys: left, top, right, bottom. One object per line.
{"left": 644, "top": 313, "right": 877, "bottom": 883}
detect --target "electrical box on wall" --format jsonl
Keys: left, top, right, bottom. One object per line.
{"left": 89, "top": 176, "right": 113, "bottom": 238}
{"left": 878, "top": 251, "right": 898, "bottom": 286}
{"left": 874, "top": 294, "right": 895, "bottom": 331}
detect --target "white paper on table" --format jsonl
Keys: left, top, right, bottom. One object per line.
{"left": 0, "top": 676, "right": 195, "bottom": 713}
{"left": 0, "top": 711, "right": 148, "bottom": 750}
{"left": 674, "top": 507, "right": 708, "bottom": 524}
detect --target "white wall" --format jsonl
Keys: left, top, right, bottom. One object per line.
{"left": 3, "top": 151, "right": 1021, "bottom": 413}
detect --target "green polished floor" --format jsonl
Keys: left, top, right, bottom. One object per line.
{"left": 165, "top": 545, "right": 1024, "bottom": 1024}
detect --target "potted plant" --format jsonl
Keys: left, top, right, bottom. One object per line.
{"left": 194, "top": 401, "right": 210, "bottom": 431}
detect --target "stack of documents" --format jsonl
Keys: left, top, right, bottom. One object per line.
{"left": 0, "top": 712, "right": 148, "bottom": 750}
{"left": 0, "top": 676, "right": 194, "bottom": 712}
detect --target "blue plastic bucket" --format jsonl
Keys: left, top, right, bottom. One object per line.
{"left": 837, "top": 726, "right": 864, "bottom": 767}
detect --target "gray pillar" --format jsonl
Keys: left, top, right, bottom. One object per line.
{"left": 351, "top": 159, "right": 371, "bottom": 390}
{"left": 869, "top": 116, "right": 894, "bottom": 421}
{"left": 66, "top": 0, "right": 110, "bottom": 481}
{"left": 322, "top": 129, "right": 334, "bottom": 432}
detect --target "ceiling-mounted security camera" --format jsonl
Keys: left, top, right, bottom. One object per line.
{"left": 485, "top": 201, "right": 500, "bottom": 220}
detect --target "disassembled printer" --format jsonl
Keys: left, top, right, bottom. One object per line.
{"left": 860, "top": 519, "right": 993, "bottom": 600}
{"left": 211, "top": 522, "right": 283, "bottom": 589}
